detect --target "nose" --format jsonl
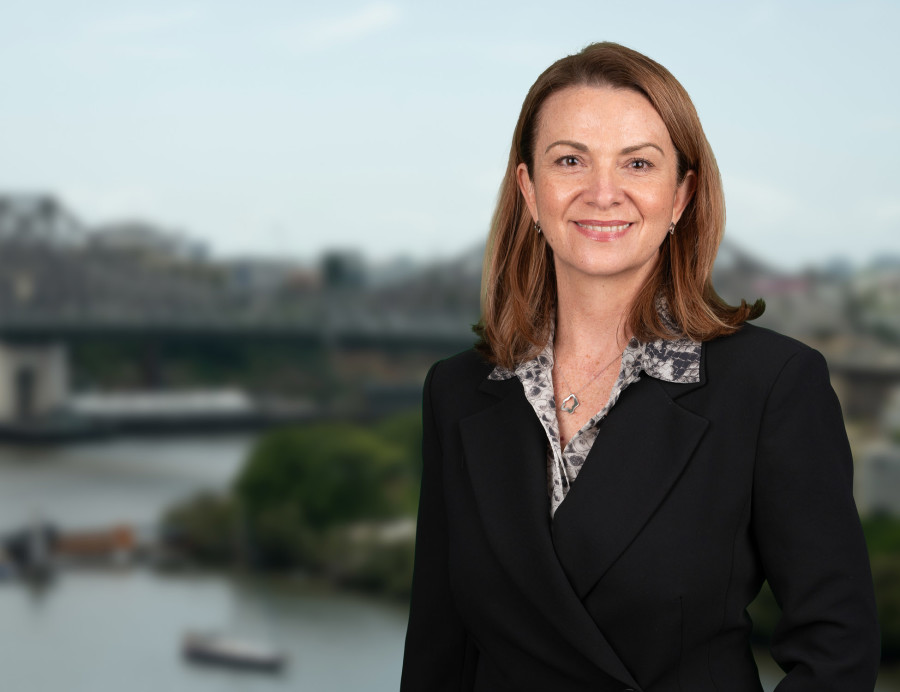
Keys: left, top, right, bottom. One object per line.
{"left": 582, "top": 164, "right": 624, "bottom": 208}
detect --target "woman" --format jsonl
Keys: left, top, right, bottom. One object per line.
{"left": 401, "top": 42, "right": 879, "bottom": 691}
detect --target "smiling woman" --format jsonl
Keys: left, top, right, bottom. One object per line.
{"left": 516, "top": 86, "right": 694, "bottom": 319}
{"left": 514, "top": 85, "right": 698, "bottom": 447}
{"left": 401, "top": 42, "right": 880, "bottom": 691}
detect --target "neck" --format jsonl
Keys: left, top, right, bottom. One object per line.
{"left": 553, "top": 266, "right": 649, "bottom": 359}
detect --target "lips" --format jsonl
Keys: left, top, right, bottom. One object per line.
{"left": 575, "top": 221, "right": 633, "bottom": 232}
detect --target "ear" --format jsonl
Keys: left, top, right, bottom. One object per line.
{"left": 516, "top": 163, "right": 539, "bottom": 223}
{"left": 672, "top": 169, "right": 697, "bottom": 224}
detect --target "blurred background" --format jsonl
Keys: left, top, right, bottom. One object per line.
{"left": 0, "top": 1, "right": 898, "bottom": 690}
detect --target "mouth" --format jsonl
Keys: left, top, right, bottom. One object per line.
{"left": 573, "top": 221, "right": 634, "bottom": 241}
{"left": 575, "top": 221, "right": 633, "bottom": 232}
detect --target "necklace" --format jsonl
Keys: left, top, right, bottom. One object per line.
{"left": 555, "top": 350, "right": 623, "bottom": 414}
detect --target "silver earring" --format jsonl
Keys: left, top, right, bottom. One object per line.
{"left": 533, "top": 221, "right": 542, "bottom": 234}
{"left": 668, "top": 222, "right": 676, "bottom": 235}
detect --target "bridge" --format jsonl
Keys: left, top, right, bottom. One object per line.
{"left": 0, "top": 194, "right": 477, "bottom": 425}
{"left": 2, "top": 193, "right": 897, "bottom": 434}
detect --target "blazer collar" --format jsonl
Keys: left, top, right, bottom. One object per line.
{"left": 464, "top": 361, "right": 709, "bottom": 687}
{"left": 551, "top": 373, "right": 709, "bottom": 598}
{"left": 463, "top": 375, "right": 641, "bottom": 689}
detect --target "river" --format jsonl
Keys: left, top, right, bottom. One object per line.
{"left": 0, "top": 434, "right": 409, "bottom": 691}
{"left": 0, "top": 570, "right": 407, "bottom": 691}
{"left": 0, "top": 434, "right": 896, "bottom": 691}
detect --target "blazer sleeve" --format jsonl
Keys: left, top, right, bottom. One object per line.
{"left": 400, "top": 362, "right": 476, "bottom": 691}
{"left": 752, "top": 347, "right": 880, "bottom": 690}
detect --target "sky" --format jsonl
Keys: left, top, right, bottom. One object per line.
{"left": 1, "top": 0, "right": 898, "bottom": 270}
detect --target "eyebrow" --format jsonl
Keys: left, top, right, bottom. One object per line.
{"left": 621, "top": 142, "right": 665, "bottom": 156}
{"left": 544, "top": 140, "right": 588, "bottom": 154}
{"left": 544, "top": 140, "right": 665, "bottom": 156}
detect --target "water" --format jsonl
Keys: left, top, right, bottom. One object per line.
{"left": 0, "top": 435, "right": 255, "bottom": 529}
{"left": 0, "top": 435, "right": 408, "bottom": 692}
{"left": 0, "top": 435, "right": 896, "bottom": 691}
{"left": 0, "top": 571, "right": 407, "bottom": 692}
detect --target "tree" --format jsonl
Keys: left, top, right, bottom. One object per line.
{"left": 234, "top": 422, "right": 418, "bottom": 569}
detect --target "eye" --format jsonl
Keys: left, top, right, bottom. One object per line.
{"left": 556, "top": 155, "right": 581, "bottom": 167}
{"left": 628, "top": 158, "right": 654, "bottom": 171}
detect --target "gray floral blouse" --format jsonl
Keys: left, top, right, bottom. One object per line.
{"left": 489, "top": 309, "right": 701, "bottom": 517}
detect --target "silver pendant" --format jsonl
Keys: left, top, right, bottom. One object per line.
{"left": 560, "top": 393, "right": 579, "bottom": 414}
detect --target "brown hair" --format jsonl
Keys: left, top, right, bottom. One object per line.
{"left": 474, "top": 42, "right": 763, "bottom": 369}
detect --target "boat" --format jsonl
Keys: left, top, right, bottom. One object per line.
{"left": 182, "top": 632, "right": 286, "bottom": 672}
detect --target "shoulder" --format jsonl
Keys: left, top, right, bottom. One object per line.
{"left": 705, "top": 322, "right": 823, "bottom": 372}
{"left": 705, "top": 322, "right": 810, "bottom": 359}
{"left": 426, "top": 348, "right": 496, "bottom": 397}
{"left": 701, "top": 323, "right": 831, "bottom": 397}
{"left": 422, "top": 349, "right": 507, "bottom": 436}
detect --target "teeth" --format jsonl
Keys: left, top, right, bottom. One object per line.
{"left": 578, "top": 222, "right": 631, "bottom": 232}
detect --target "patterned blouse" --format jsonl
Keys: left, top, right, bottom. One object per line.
{"left": 488, "top": 308, "right": 701, "bottom": 517}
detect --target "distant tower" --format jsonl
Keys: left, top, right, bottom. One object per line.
{"left": 0, "top": 194, "right": 75, "bottom": 423}
{"left": 0, "top": 194, "right": 83, "bottom": 245}
{"left": 321, "top": 250, "right": 366, "bottom": 291}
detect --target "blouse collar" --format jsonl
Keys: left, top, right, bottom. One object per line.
{"left": 488, "top": 299, "right": 701, "bottom": 385}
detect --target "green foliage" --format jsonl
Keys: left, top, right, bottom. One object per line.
{"left": 373, "top": 408, "right": 423, "bottom": 514}
{"left": 248, "top": 503, "right": 318, "bottom": 569}
{"left": 229, "top": 412, "right": 423, "bottom": 581}
{"left": 342, "top": 539, "right": 416, "bottom": 599}
{"left": 161, "top": 491, "right": 239, "bottom": 565}
{"left": 871, "top": 556, "right": 900, "bottom": 661}
{"left": 236, "top": 423, "right": 409, "bottom": 531}
{"left": 71, "top": 340, "right": 145, "bottom": 388}
{"left": 315, "top": 522, "right": 417, "bottom": 599}
{"left": 863, "top": 515, "right": 900, "bottom": 660}
{"left": 863, "top": 514, "right": 900, "bottom": 557}
{"left": 71, "top": 339, "right": 335, "bottom": 396}
{"left": 374, "top": 409, "right": 422, "bottom": 460}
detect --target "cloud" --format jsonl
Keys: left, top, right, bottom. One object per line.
{"left": 284, "top": 2, "right": 401, "bottom": 53}
{"left": 86, "top": 8, "right": 202, "bottom": 36}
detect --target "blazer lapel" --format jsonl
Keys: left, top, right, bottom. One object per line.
{"left": 551, "top": 375, "right": 710, "bottom": 599}
{"left": 460, "top": 376, "right": 640, "bottom": 690}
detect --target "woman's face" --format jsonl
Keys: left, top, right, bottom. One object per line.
{"left": 517, "top": 85, "right": 695, "bottom": 289}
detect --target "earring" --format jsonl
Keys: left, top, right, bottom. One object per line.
{"left": 533, "top": 221, "right": 542, "bottom": 234}
{"left": 668, "top": 222, "right": 676, "bottom": 235}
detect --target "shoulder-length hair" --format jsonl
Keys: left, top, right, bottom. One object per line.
{"left": 475, "top": 42, "right": 763, "bottom": 369}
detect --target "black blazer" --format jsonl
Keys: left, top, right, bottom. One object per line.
{"left": 400, "top": 324, "right": 879, "bottom": 691}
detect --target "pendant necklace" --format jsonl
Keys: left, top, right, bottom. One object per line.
{"left": 555, "top": 350, "right": 623, "bottom": 414}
